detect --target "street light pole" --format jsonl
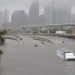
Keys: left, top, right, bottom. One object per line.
{"left": 52, "top": 1, "right": 55, "bottom": 34}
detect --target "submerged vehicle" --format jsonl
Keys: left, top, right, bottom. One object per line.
{"left": 34, "top": 44, "right": 38, "bottom": 47}
{"left": 19, "top": 38, "right": 22, "bottom": 40}
{"left": 41, "top": 41, "right": 44, "bottom": 44}
{"left": 56, "top": 31, "right": 66, "bottom": 34}
{"left": 62, "top": 41, "right": 66, "bottom": 45}
{"left": 57, "top": 48, "right": 75, "bottom": 61}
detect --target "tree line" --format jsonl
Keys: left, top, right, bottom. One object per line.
{"left": 0, "top": 30, "right": 7, "bottom": 45}
{"left": 0, "top": 30, "right": 7, "bottom": 61}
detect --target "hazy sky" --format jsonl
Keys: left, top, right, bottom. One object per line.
{"left": 0, "top": 0, "right": 75, "bottom": 16}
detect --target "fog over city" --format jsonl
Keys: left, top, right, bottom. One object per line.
{"left": 0, "top": 0, "right": 75, "bottom": 14}
{"left": 1, "top": 1, "right": 75, "bottom": 75}
{"left": 0, "top": 0, "right": 75, "bottom": 27}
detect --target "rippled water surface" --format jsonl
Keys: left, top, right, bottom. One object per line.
{"left": 0, "top": 37, "right": 75, "bottom": 75}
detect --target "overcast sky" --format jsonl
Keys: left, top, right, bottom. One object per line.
{"left": 0, "top": 0, "right": 75, "bottom": 17}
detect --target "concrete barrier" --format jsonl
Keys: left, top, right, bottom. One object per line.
{"left": 2, "top": 35, "right": 23, "bottom": 45}
{"left": 27, "top": 35, "right": 53, "bottom": 44}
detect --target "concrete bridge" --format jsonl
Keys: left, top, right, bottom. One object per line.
{"left": 1, "top": 23, "right": 75, "bottom": 37}
{"left": 20, "top": 23, "right": 75, "bottom": 34}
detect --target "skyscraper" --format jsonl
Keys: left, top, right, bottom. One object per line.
{"left": 28, "top": 0, "right": 39, "bottom": 25}
{"left": 44, "top": 6, "right": 71, "bottom": 24}
{"left": 71, "top": 14, "right": 75, "bottom": 23}
{"left": 39, "top": 14, "right": 46, "bottom": 25}
{"left": 54, "top": 9, "right": 62, "bottom": 24}
{"left": 0, "top": 12, "right": 2, "bottom": 28}
{"left": 62, "top": 8, "right": 71, "bottom": 23}
{"left": 2, "top": 9, "right": 9, "bottom": 28}
{"left": 44, "top": 7, "right": 52, "bottom": 24}
{"left": 11, "top": 10, "right": 28, "bottom": 27}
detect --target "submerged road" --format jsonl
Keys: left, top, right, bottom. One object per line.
{"left": 0, "top": 36, "right": 75, "bottom": 75}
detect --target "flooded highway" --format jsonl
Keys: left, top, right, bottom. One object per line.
{"left": 0, "top": 36, "right": 75, "bottom": 75}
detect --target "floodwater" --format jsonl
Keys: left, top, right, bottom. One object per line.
{"left": 0, "top": 36, "right": 75, "bottom": 75}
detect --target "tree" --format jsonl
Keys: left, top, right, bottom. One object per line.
{"left": 0, "top": 36, "right": 5, "bottom": 45}
{"left": 0, "top": 30, "right": 6, "bottom": 45}
{"left": 50, "top": 28, "right": 59, "bottom": 33}
{"left": 66, "top": 29, "right": 72, "bottom": 34}
{"left": 0, "top": 49, "right": 3, "bottom": 61}
{"left": 0, "top": 31, "right": 2, "bottom": 35}
{"left": 1, "top": 29, "right": 7, "bottom": 35}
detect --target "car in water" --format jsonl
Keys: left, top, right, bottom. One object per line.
{"left": 62, "top": 41, "right": 66, "bottom": 45}
{"left": 34, "top": 44, "right": 38, "bottom": 47}
{"left": 19, "top": 38, "right": 22, "bottom": 40}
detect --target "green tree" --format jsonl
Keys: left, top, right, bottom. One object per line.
{"left": 66, "top": 29, "right": 72, "bottom": 34}
{"left": 0, "top": 30, "right": 6, "bottom": 45}
{"left": 44, "top": 30, "right": 48, "bottom": 33}
{"left": 0, "top": 31, "right": 2, "bottom": 35}
{"left": 1, "top": 29, "right": 7, "bottom": 35}
{"left": 0, "top": 49, "right": 3, "bottom": 61}
{"left": 0, "top": 36, "right": 5, "bottom": 45}
{"left": 50, "top": 28, "right": 59, "bottom": 33}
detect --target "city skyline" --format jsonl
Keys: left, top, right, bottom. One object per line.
{"left": 0, "top": 8, "right": 73, "bottom": 22}
{"left": 0, "top": 0, "right": 75, "bottom": 27}
{"left": 0, "top": 0, "right": 75, "bottom": 22}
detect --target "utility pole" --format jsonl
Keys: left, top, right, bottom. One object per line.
{"left": 42, "top": 12, "right": 44, "bottom": 25}
{"left": 52, "top": 1, "right": 55, "bottom": 34}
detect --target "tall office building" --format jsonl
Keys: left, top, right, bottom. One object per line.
{"left": 11, "top": 10, "right": 28, "bottom": 27}
{"left": 44, "top": 7, "right": 62, "bottom": 24}
{"left": 62, "top": 8, "right": 71, "bottom": 24}
{"left": 54, "top": 8, "right": 71, "bottom": 24}
{"left": 44, "top": 7, "right": 52, "bottom": 24}
{"left": 54, "top": 9, "right": 62, "bottom": 24}
{"left": 0, "top": 12, "right": 2, "bottom": 28}
{"left": 44, "top": 6, "right": 71, "bottom": 24}
{"left": 28, "top": 0, "right": 39, "bottom": 25}
{"left": 39, "top": 14, "right": 46, "bottom": 25}
{"left": 71, "top": 14, "right": 75, "bottom": 23}
{"left": 2, "top": 9, "right": 9, "bottom": 28}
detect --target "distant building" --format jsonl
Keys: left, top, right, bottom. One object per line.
{"left": 62, "top": 8, "right": 71, "bottom": 24}
{"left": 39, "top": 14, "right": 46, "bottom": 25}
{"left": 44, "top": 7, "right": 63, "bottom": 24}
{"left": 54, "top": 9, "right": 62, "bottom": 24}
{"left": 2, "top": 9, "right": 9, "bottom": 28}
{"left": 28, "top": 1, "right": 39, "bottom": 25}
{"left": 44, "top": 6, "right": 71, "bottom": 24}
{"left": 71, "top": 14, "right": 75, "bottom": 23}
{"left": 44, "top": 7, "right": 52, "bottom": 24}
{"left": 11, "top": 10, "right": 28, "bottom": 27}
{"left": 0, "top": 12, "right": 2, "bottom": 28}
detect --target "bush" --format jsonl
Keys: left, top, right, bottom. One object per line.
{"left": 0, "top": 36, "right": 5, "bottom": 45}
{"left": 1, "top": 29, "right": 7, "bottom": 35}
